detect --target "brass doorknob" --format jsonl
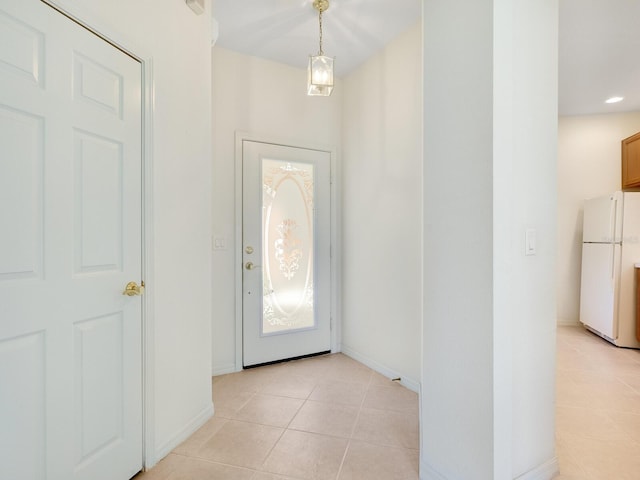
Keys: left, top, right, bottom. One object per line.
{"left": 245, "top": 262, "right": 261, "bottom": 270}
{"left": 123, "top": 281, "right": 145, "bottom": 296}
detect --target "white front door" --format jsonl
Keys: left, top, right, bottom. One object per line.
{"left": 0, "top": 2, "right": 143, "bottom": 479}
{"left": 242, "top": 140, "right": 331, "bottom": 367}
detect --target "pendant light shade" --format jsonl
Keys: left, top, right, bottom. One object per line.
{"left": 307, "top": 0, "right": 334, "bottom": 96}
{"left": 308, "top": 55, "right": 334, "bottom": 96}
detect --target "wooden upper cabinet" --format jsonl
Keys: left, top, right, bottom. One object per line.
{"left": 622, "top": 131, "right": 640, "bottom": 189}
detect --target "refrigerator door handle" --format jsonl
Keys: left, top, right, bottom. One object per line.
{"left": 612, "top": 198, "right": 619, "bottom": 243}
{"left": 610, "top": 197, "right": 619, "bottom": 285}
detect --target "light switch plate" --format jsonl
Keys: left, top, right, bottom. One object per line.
{"left": 525, "top": 228, "right": 537, "bottom": 256}
{"left": 212, "top": 235, "right": 227, "bottom": 251}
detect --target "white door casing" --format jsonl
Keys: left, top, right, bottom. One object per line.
{"left": 0, "top": 1, "right": 143, "bottom": 479}
{"left": 241, "top": 140, "right": 331, "bottom": 367}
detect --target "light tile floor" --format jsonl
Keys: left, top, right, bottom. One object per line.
{"left": 554, "top": 325, "right": 640, "bottom": 479}
{"left": 136, "top": 353, "right": 420, "bottom": 480}
{"left": 138, "top": 326, "right": 640, "bottom": 480}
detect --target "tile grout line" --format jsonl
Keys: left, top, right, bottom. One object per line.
{"left": 211, "top": 369, "right": 298, "bottom": 476}
{"left": 253, "top": 378, "right": 314, "bottom": 476}
{"left": 335, "top": 368, "right": 375, "bottom": 479}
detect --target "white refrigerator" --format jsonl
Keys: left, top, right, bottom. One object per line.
{"left": 580, "top": 191, "right": 640, "bottom": 348}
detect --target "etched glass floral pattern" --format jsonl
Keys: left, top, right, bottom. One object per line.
{"left": 262, "top": 159, "right": 315, "bottom": 334}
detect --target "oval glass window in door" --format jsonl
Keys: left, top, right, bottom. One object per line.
{"left": 262, "top": 159, "right": 315, "bottom": 335}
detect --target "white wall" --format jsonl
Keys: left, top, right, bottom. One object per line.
{"left": 211, "top": 47, "right": 342, "bottom": 374}
{"left": 557, "top": 112, "right": 640, "bottom": 325}
{"left": 340, "top": 22, "right": 423, "bottom": 388}
{"left": 46, "top": 0, "right": 213, "bottom": 467}
{"left": 422, "top": 0, "right": 494, "bottom": 475}
{"left": 422, "top": 0, "right": 558, "bottom": 478}
{"left": 498, "top": 1, "right": 558, "bottom": 474}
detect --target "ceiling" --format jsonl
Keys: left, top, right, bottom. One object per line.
{"left": 211, "top": 0, "right": 421, "bottom": 77}
{"left": 559, "top": 0, "right": 640, "bottom": 116}
{"left": 212, "top": 0, "right": 640, "bottom": 117}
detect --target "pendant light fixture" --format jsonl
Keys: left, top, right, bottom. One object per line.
{"left": 307, "top": 0, "right": 334, "bottom": 96}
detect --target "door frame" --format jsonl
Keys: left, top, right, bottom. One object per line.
{"left": 41, "top": 0, "right": 156, "bottom": 470}
{"left": 234, "top": 131, "right": 341, "bottom": 371}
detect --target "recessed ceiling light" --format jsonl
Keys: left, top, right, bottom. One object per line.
{"left": 605, "top": 96, "right": 624, "bottom": 104}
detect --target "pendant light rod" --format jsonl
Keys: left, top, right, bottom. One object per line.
{"left": 313, "top": 0, "right": 329, "bottom": 55}
{"left": 318, "top": 6, "right": 324, "bottom": 55}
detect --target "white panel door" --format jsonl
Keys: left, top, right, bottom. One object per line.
{"left": 242, "top": 141, "right": 331, "bottom": 367}
{"left": 0, "top": 2, "right": 143, "bottom": 480}
{"left": 579, "top": 243, "right": 620, "bottom": 339}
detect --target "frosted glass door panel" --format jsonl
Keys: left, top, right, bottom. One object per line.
{"left": 263, "top": 159, "right": 315, "bottom": 335}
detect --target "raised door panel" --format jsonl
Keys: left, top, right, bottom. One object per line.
{"left": 0, "top": 106, "right": 44, "bottom": 281}
{"left": 73, "top": 52, "right": 123, "bottom": 118}
{"left": 0, "top": 9, "right": 44, "bottom": 88}
{"left": 74, "top": 130, "right": 124, "bottom": 275}
{"left": 74, "top": 313, "right": 124, "bottom": 466}
{"left": 0, "top": 332, "right": 46, "bottom": 480}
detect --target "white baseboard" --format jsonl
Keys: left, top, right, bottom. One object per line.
{"left": 514, "top": 457, "right": 559, "bottom": 480}
{"left": 212, "top": 362, "right": 238, "bottom": 376}
{"left": 154, "top": 402, "right": 214, "bottom": 462}
{"left": 420, "top": 457, "right": 558, "bottom": 480}
{"left": 340, "top": 345, "right": 420, "bottom": 394}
